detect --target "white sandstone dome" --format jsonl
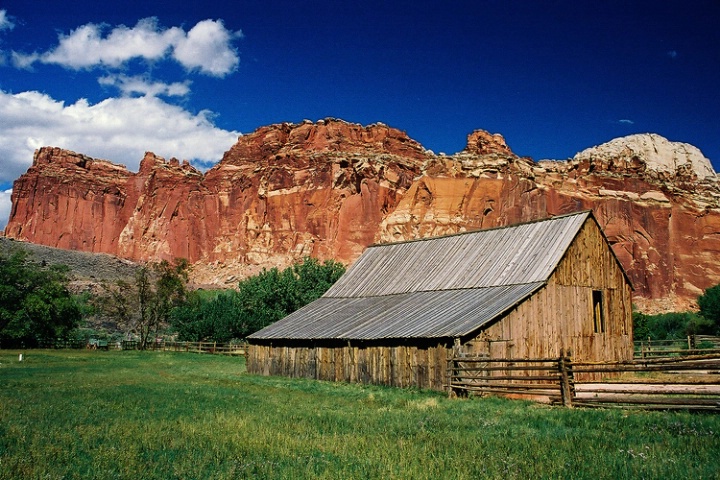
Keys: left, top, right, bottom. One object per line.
{"left": 574, "top": 133, "right": 716, "bottom": 180}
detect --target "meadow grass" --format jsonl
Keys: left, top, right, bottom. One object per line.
{"left": 0, "top": 350, "right": 718, "bottom": 479}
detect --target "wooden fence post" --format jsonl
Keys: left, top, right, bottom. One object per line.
{"left": 448, "top": 339, "right": 462, "bottom": 398}
{"left": 448, "top": 355, "right": 467, "bottom": 398}
{"left": 558, "top": 350, "right": 574, "bottom": 408}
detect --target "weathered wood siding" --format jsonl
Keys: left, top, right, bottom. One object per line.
{"left": 247, "top": 343, "right": 451, "bottom": 390}
{"left": 460, "top": 219, "right": 633, "bottom": 379}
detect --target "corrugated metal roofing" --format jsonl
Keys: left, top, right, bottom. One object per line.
{"left": 250, "top": 283, "right": 545, "bottom": 340}
{"left": 249, "top": 211, "right": 592, "bottom": 341}
{"left": 324, "top": 211, "right": 589, "bottom": 297}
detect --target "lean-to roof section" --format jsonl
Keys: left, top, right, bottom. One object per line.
{"left": 249, "top": 282, "right": 545, "bottom": 340}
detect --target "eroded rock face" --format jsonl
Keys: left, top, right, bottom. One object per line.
{"left": 4, "top": 123, "right": 720, "bottom": 312}
{"left": 379, "top": 131, "right": 720, "bottom": 312}
{"left": 573, "top": 133, "right": 717, "bottom": 181}
{"left": 5, "top": 119, "right": 428, "bottom": 283}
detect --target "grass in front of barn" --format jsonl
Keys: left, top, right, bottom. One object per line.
{"left": 0, "top": 350, "right": 718, "bottom": 479}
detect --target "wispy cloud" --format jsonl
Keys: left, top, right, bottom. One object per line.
{"left": 0, "top": 9, "right": 14, "bottom": 31}
{"left": 12, "top": 17, "right": 242, "bottom": 77}
{"left": 0, "top": 89, "right": 240, "bottom": 187}
{"left": 99, "top": 74, "right": 191, "bottom": 97}
{"left": 618, "top": 119, "right": 634, "bottom": 125}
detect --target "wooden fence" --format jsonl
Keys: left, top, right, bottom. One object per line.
{"left": 37, "top": 339, "right": 88, "bottom": 349}
{"left": 159, "top": 341, "right": 248, "bottom": 356}
{"left": 33, "top": 339, "right": 248, "bottom": 356}
{"left": 449, "top": 353, "right": 720, "bottom": 411}
{"left": 448, "top": 355, "right": 574, "bottom": 406}
{"left": 634, "top": 335, "right": 720, "bottom": 358}
{"left": 119, "top": 340, "right": 247, "bottom": 356}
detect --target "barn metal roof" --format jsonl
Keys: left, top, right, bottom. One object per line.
{"left": 249, "top": 211, "right": 592, "bottom": 341}
{"left": 248, "top": 283, "right": 545, "bottom": 340}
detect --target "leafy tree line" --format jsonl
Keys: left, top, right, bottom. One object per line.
{"left": 9, "top": 237, "right": 720, "bottom": 348}
{"left": 633, "top": 284, "right": 720, "bottom": 340}
{"left": 171, "top": 258, "right": 345, "bottom": 342}
{"left": 0, "top": 245, "right": 345, "bottom": 347}
{"left": 0, "top": 249, "right": 81, "bottom": 348}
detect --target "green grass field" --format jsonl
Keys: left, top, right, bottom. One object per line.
{"left": 0, "top": 350, "right": 718, "bottom": 479}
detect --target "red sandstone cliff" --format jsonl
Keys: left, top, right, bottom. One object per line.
{"left": 4, "top": 119, "right": 720, "bottom": 312}
{"left": 5, "top": 119, "right": 427, "bottom": 280}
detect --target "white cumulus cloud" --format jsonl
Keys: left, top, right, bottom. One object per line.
{"left": 12, "top": 17, "right": 241, "bottom": 77}
{"left": 172, "top": 19, "right": 241, "bottom": 76}
{"left": 0, "top": 89, "right": 240, "bottom": 188}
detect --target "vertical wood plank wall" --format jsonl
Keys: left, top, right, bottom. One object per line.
{"left": 462, "top": 219, "right": 633, "bottom": 378}
{"left": 247, "top": 343, "right": 451, "bottom": 391}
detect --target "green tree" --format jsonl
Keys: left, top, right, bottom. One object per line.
{"left": 101, "top": 259, "right": 189, "bottom": 348}
{"left": 632, "top": 310, "right": 649, "bottom": 340}
{"left": 632, "top": 309, "right": 714, "bottom": 341}
{"left": 172, "top": 290, "right": 242, "bottom": 342}
{"left": 171, "top": 257, "right": 345, "bottom": 342}
{"left": 0, "top": 248, "right": 81, "bottom": 347}
{"left": 698, "top": 284, "right": 720, "bottom": 334}
{"left": 232, "top": 257, "right": 345, "bottom": 335}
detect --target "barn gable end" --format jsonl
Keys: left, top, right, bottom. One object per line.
{"left": 463, "top": 218, "right": 633, "bottom": 363}
{"left": 247, "top": 211, "right": 633, "bottom": 390}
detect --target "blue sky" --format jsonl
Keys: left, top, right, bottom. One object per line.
{"left": 1, "top": 1, "right": 719, "bottom": 228}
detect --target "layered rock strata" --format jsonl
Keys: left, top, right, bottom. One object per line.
{"left": 5, "top": 119, "right": 427, "bottom": 281}
{"left": 5, "top": 119, "right": 720, "bottom": 312}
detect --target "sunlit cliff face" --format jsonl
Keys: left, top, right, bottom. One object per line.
{"left": 4, "top": 120, "right": 719, "bottom": 313}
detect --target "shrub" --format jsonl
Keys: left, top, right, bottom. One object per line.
{"left": 697, "top": 284, "right": 720, "bottom": 334}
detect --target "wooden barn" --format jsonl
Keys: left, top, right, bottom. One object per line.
{"left": 246, "top": 210, "right": 633, "bottom": 391}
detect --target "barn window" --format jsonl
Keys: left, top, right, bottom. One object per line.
{"left": 592, "top": 290, "right": 605, "bottom": 333}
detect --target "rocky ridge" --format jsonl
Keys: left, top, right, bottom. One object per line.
{"left": 4, "top": 118, "right": 720, "bottom": 312}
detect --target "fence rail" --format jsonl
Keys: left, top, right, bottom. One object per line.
{"left": 448, "top": 355, "right": 574, "bottom": 406}
{"left": 634, "top": 335, "right": 720, "bottom": 358}
{"left": 32, "top": 339, "right": 248, "bottom": 356}
{"left": 159, "top": 341, "right": 248, "bottom": 356}
{"left": 37, "top": 339, "right": 88, "bottom": 349}
{"left": 449, "top": 353, "right": 720, "bottom": 411}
